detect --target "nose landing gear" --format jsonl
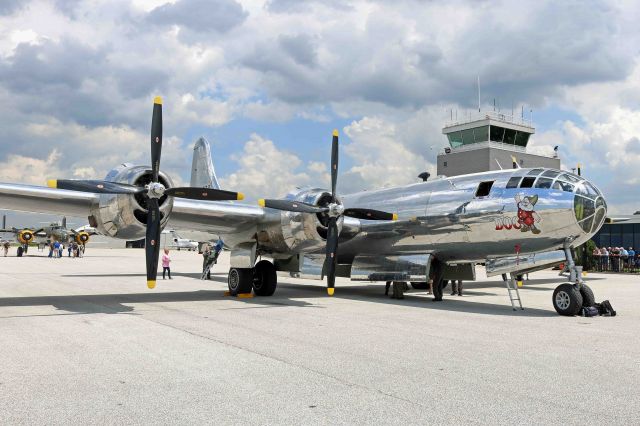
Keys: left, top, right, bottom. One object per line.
{"left": 552, "top": 241, "right": 595, "bottom": 316}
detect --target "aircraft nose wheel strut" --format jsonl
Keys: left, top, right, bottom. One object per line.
{"left": 552, "top": 240, "right": 596, "bottom": 316}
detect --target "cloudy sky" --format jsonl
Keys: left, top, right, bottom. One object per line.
{"left": 0, "top": 0, "right": 639, "bottom": 220}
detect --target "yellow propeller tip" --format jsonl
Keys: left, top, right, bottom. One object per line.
{"left": 237, "top": 192, "right": 245, "bottom": 201}
{"left": 511, "top": 155, "right": 517, "bottom": 162}
{"left": 392, "top": 213, "right": 398, "bottom": 221}
{"left": 327, "top": 288, "right": 335, "bottom": 296}
{"left": 332, "top": 129, "right": 339, "bottom": 137}
{"left": 258, "top": 199, "right": 266, "bottom": 207}
{"left": 147, "top": 280, "right": 156, "bottom": 289}
{"left": 46, "top": 179, "right": 57, "bottom": 188}
{"left": 154, "top": 96, "right": 162, "bottom": 105}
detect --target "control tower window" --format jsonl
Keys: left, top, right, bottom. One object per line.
{"left": 515, "top": 131, "right": 530, "bottom": 147}
{"left": 447, "top": 131, "right": 463, "bottom": 148}
{"left": 490, "top": 126, "right": 505, "bottom": 143}
{"left": 473, "top": 126, "right": 489, "bottom": 143}
{"left": 503, "top": 128, "right": 516, "bottom": 145}
{"left": 460, "top": 128, "right": 475, "bottom": 145}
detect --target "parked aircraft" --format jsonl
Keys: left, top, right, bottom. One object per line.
{"left": 0, "top": 216, "right": 96, "bottom": 256}
{"left": 0, "top": 98, "right": 607, "bottom": 315}
{"left": 163, "top": 229, "right": 198, "bottom": 251}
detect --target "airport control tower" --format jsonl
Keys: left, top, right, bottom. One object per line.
{"left": 437, "top": 111, "right": 560, "bottom": 176}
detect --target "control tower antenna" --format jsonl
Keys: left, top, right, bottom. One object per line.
{"left": 477, "top": 76, "right": 481, "bottom": 112}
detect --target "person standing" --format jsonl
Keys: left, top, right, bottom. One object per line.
{"left": 162, "top": 249, "right": 172, "bottom": 279}
{"left": 450, "top": 280, "right": 463, "bottom": 296}
{"left": 628, "top": 247, "right": 636, "bottom": 270}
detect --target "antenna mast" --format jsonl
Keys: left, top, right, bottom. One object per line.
{"left": 477, "top": 76, "right": 481, "bottom": 112}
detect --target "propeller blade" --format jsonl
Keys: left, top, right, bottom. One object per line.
{"left": 258, "top": 199, "right": 329, "bottom": 214}
{"left": 166, "top": 187, "right": 244, "bottom": 201}
{"left": 47, "top": 179, "right": 143, "bottom": 194}
{"left": 343, "top": 208, "right": 398, "bottom": 221}
{"left": 151, "top": 96, "right": 163, "bottom": 183}
{"left": 325, "top": 216, "right": 339, "bottom": 296}
{"left": 331, "top": 129, "right": 339, "bottom": 199}
{"left": 145, "top": 198, "right": 161, "bottom": 289}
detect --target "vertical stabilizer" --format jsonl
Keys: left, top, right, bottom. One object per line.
{"left": 190, "top": 137, "right": 220, "bottom": 189}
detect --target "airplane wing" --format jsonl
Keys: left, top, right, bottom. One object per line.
{"left": 0, "top": 183, "right": 267, "bottom": 239}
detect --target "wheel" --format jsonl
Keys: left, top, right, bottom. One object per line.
{"left": 552, "top": 284, "right": 583, "bottom": 316}
{"left": 253, "top": 260, "right": 277, "bottom": 296}
{"left": 579, "top": 284, "right": 596, "bottom": 308}
{"left": 410, "top": 281, "right": 429, "bottom": 290}
{"left": 17, "top": 246, "right": 23, "bottom": 257}
{"left": 228, "top": 267, "right": 253, "bottom": 296}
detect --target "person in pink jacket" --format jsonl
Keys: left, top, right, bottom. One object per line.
{"left": 162, "top": 248, "right": 172, "bottom": 279}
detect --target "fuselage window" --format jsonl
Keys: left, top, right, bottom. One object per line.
{"left": 535, "top": 177, "right": 553, "bottom": 189}
{"left": 520, "top": 177, "right": 535, "bottom": 188}
{"left": 475, "top": 181, "right": 494, "bottom": 197}
{"left": 506, "top": 176, "right": 521, "bottom": 188}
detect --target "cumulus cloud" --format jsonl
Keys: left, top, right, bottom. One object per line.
{"left": 220, "top": 133, "right": 330, "bottom": 200}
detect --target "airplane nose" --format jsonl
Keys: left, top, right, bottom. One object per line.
{"left": 574, "top": 178, "right": 607, "bottom": 235}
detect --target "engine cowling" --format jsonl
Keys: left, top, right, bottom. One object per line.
{"left": 88, "top": 163, "right": 174, "bottom": 240}
{"left": 257, "top": 188, "right": 344, "bottom": 253}
{"left": 17, "top": 229, "right": 34, "bottom": 244}
{"left": 75, "top": 231, "right": 91, "bottom": 245}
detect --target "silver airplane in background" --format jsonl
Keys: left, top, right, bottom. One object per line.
{"left": 0, "top": 98, "right": 607, "bottom": 315}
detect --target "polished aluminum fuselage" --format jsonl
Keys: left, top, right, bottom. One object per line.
{"left": 253, "top": 168, "right": 605, "bottom": 264}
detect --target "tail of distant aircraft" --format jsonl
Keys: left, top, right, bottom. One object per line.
{"left": 62, "top": 216, "right": 66, "bottom": 228}
{"left": 190, "top": 137, "right": 221, "bottom": 189}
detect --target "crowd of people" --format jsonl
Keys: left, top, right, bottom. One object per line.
{"left": 592, "top": 246, "right": 638, "bottom": 272}
{"left": 47, "top": 241, "right": 85, "bottom": 258}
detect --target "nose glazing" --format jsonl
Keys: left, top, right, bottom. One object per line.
{"left": 573, "top": 178, "right": 606, "bottom": 235}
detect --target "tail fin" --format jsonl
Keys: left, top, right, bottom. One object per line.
{"left": 190, "top": 137, "right": 220, "bottom": 189}
{"left": 62, "top": 216, "right": 67, "bottom": 228}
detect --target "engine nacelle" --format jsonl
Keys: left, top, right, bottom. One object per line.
{"left": 88, "top": 163, "right": 174, "bottom": 240}
{"left": 17, "top": 229, "right": 34, "bottom": 244}
{"left": 258, "top": 188, "right": 343, "bottom": 253}
{"left": 75, "top": 231, "right": 91, "bottom": 245}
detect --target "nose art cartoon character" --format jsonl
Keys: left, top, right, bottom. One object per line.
{"left": 515, "top": 193, "right": 542, "bottom": 234}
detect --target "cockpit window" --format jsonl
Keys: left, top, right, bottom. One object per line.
{"left": 553, "top": 181, "right": 574, "bottom": 192}
{"left": 535, "top": 177, "right": 553, "bottom": 189}
{"left": 520, "top": 177, "right": 535, "bottom": 188}
{"left": 574, "top": 196, "right": 595, "bottom": 221}
{"left": 526, "top": 168, "right": 544, "bottom": 176}
{"left": 506, "top": 176, "right": 521, "bottom": 189}
{"left": 560, "top": 173, "right": 580, "bottom": 183}
{"left": 541, "top": 170, "right": 560, "bottom": 178}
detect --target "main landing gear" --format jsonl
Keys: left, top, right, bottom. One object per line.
{"left": 552, "top": 241, "right": 595, "bottom": 316}
{"left": 227, "top": 260, "right": 278, "bottom": 297}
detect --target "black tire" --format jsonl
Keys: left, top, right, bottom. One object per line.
{"left": 228, "top": 267, "right": 253, "bottom": 296}
{"left": 253, "top": 260, "right": 277, "bottom": 296}
{"left": 410, "top": 281, "right": 429, "bottom": 290}
{"left": 552, "top": 283, "right": 583, "bottom": 316}
{"left": 17, "top": 246, "right": 23, "bottom": 257}
{"left": 580, "top": 284, "right": 596, "bottom": 308}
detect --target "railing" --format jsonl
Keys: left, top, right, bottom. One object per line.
{"left": 445, "top": 110, "right": 534, "bottom": 128}
{"left": 444, "top": 140, "right": 528, "bottom": 154}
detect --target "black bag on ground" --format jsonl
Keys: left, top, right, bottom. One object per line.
{"left": 600, "top": 300, "right": 616, "bottom": 316}
{"left": 581, "top": 306, "right": 599, "bottom": 317}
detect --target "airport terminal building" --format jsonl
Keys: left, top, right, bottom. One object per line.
{"left": 591, "top": 214, "right": 640, "bottom": 249}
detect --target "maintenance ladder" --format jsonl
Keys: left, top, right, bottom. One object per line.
{"left": 502, "top": 273, "right": 523, "bottom": 311}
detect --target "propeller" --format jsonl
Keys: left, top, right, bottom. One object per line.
{"left": 46, "top": 97, "right": 244, "bottom": 289}
{"left": 258, "top": 129, "right": 398, "bottom": 296}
